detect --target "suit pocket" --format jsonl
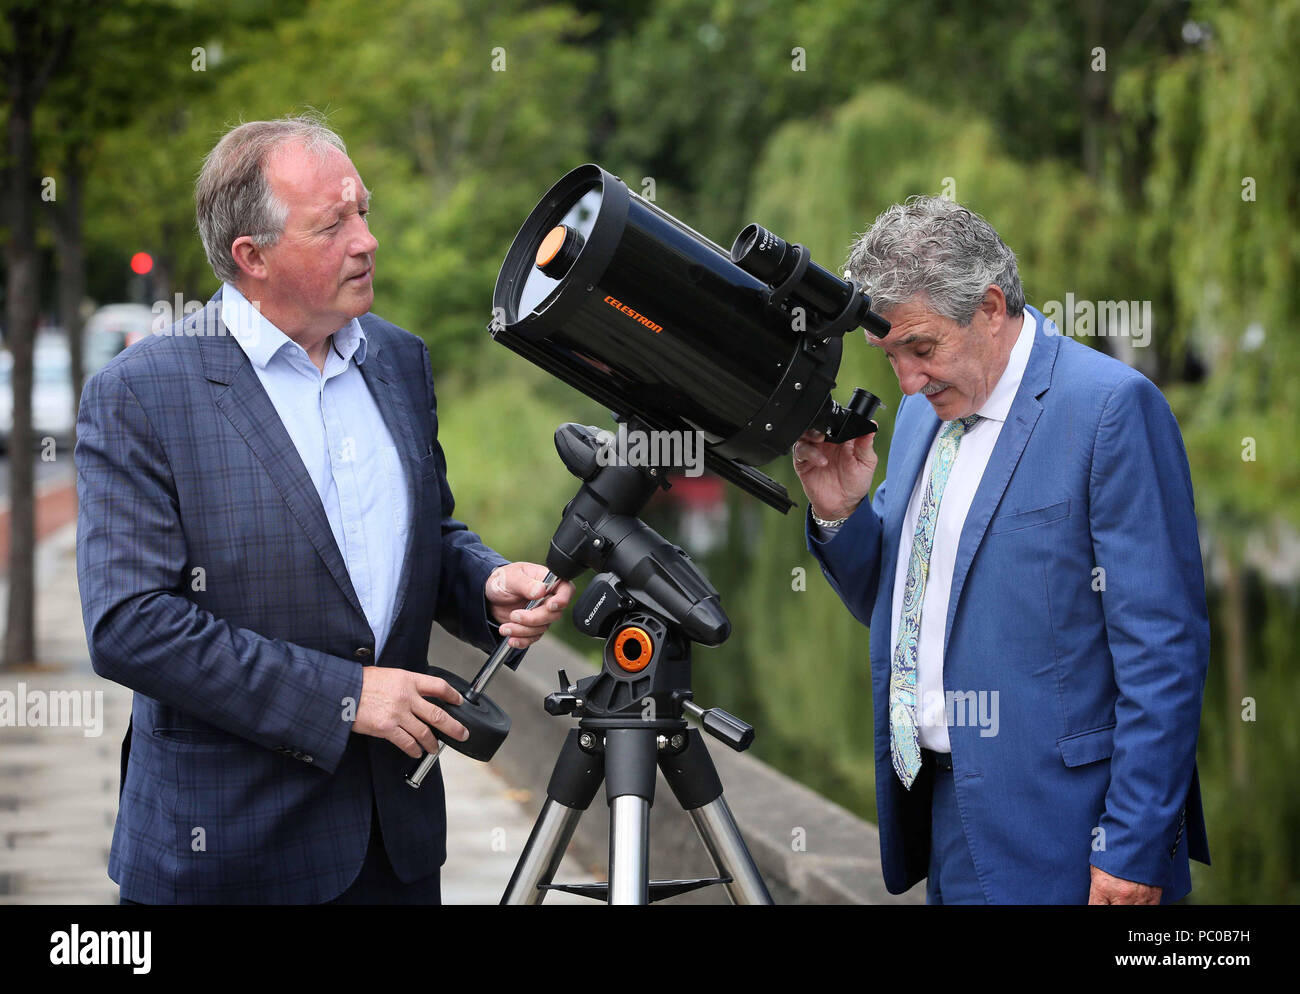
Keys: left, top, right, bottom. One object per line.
{"left": 153, "top": 726, "right": 231, "bottom": 746}
{"left": 1057, "top": 722, "right": 1115, "bottom": 767}
{"left": 989, "top": 499, "right": 1070, "bottom": 535}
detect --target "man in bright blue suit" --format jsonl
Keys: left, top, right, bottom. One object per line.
{"left": 76, "top": 117, "right": 574, "bottom": 903}
{"left": 794, "top": 196, "right": 1210, "bottom": 904}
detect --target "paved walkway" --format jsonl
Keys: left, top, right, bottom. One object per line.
{"left": 0, "top": 522, "right": 594, "bottom": 904}
{"left": 0, "top": 468, "right": 79, "bottom": 575}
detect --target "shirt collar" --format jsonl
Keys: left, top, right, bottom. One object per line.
{"left": 974, "top": 307, "right": 1036, "bottom": 425}
{"left": 333, "top": 314, "right": 368, "bottom": 365}
{"left": 221, "top": 282, "right": 368, "bottom": 370}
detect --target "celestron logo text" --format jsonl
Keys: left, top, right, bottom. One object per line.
{"left": 603, "top": 296, "right": 663, "bottom": 334}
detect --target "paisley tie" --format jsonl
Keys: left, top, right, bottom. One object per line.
{"left": 890, "top": 414, "right": 982, "bottom": 788}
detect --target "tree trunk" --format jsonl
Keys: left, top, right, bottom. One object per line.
{"left": 56, "top": 143, "right": 86, "bottom": 431}
{"left": 2, "top": 6, "right": 72, "bottom": 669}
{"left": 1081, "top": 0, "right": 1108, "bottom": 184}
{"left": 3, "top": 12, "right": 39, "bottom": 669}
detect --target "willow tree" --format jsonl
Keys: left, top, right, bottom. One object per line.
{"left": 1123, "top": 0, "right": 1300, "bottom": 902}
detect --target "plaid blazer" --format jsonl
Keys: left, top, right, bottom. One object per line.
{"left": 76, "top": 289, "right": 508, "bottom": 903}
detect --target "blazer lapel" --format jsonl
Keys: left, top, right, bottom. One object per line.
{"left": 356, "top": 332, "right": 423, "bottom": 632}
{"left": 942, "top": 307, "right": 1061, "bottom": 656}
{"left": 196, "top": 294, "right": 366, "bottom": 621}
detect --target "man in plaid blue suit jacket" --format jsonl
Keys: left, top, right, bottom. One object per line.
{"left": 75, "top": 117, "right": 573, "bottom": 903}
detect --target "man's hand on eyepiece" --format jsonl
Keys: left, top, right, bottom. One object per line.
{"left": 792, "top": 427, "right": 878, "bottom": 523}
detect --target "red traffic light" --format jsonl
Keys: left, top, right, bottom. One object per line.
{"left": 130, "top": 252, "right": 154, "bottom": 275}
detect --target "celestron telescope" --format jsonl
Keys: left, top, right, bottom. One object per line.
{"left": 490, "top": 163, "right": 888, "bottom": 511}
{"left": 404, "top": 164, "right": 890, "bottom": 904}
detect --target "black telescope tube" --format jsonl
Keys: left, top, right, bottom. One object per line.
{"left": 489, "top": 164, "right": 890, "bottom": 508}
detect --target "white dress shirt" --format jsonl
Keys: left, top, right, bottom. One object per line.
{"left": 221, "top": 283, "right": 411, "bottom": 658}
{"left": 889, "top": 309, "right": 1036, "bottom": 752}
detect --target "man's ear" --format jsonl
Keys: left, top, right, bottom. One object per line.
{"left": 230, "top": 235, "right": 269, "bottom": 281}
{"left": 978, "top": 285, "right": 1008, "bottom": 331}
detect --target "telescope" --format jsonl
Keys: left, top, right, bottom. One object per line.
{"left": 489, "top": 163, "right": 888, "bottom": 512}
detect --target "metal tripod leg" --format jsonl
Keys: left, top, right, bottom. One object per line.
{"left": 661, "top": 728, "right": 773, "bottom": 905}
{"left": 608, "top": 795, "right": 650, "bottom": 903}
{"left": 688, "top": 798, "right": 772, "bottom": 905}
{"left": 501, "top": 729, "right": 603, "bottom": 905}
{"left": 604, "top": 728, "right": 658, "bottom": 904}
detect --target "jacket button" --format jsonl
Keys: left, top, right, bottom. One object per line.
{"left": 354, "top": 647, "right": 373, "bottom": 662}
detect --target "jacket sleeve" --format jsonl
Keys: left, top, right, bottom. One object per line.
{"left": 421, "top": 345, "right": 510, "bottom": 655}
{"left": 1086, "top": 373, "right": 1210, "bottom": 889}
{"left": 75, "top": 369, "right": 363, "bottom": 774}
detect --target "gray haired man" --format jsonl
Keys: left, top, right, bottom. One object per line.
{"left": 793, "top": 196, "right": 1210, "bottom": 904}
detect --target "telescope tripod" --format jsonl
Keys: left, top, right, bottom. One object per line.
{"left": 502, "top": 588, "right": 772, "bottom": 905}
{"left": 406, "top": 421, "right": 774, "bottom": 904}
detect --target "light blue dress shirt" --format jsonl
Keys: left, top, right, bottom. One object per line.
{"left": 222, "top": 283, "right": 410, "bottom": 658}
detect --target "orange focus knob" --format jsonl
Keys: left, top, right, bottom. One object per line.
{"left": 613, "top": 626, "right": 653, "bottom": 673}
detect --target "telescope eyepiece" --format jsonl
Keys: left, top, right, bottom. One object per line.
{"left": 730, "top": 223, "right": 797, "bottom": 285}
{"left": 732, "top": 221, "right": 892, "bottom": 341}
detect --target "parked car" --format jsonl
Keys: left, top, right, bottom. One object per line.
{"left": 0, "top": 305, "right": 148, "bottom": 452}
{"left": 0, "top": 335, "right": 77, "bottom": 452}
{"left": 85, "top": 302, "right": 152, "bottom": 373}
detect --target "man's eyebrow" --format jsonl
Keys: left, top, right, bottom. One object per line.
{"left": 870, "top": 332, "right": 930, "bottom": 349}
{"left": 312, "top": 190, "right": 372, "bottom": 219}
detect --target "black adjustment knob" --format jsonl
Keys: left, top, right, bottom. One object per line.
{"left": 699, "top": 707, "right": 755, "bottom": 752}
{"left": 545, "top": 692, "right": 580, "bottom": 716}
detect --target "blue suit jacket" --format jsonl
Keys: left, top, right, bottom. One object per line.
{"left": 75, "top": 290, "right": 508, "bottom": 903}
{"left": 809, "top": 306, "right": 1210, "bottom": 903}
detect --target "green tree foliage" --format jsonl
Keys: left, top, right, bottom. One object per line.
{"left": 1115, "top": 0, "right": 1300, "bottom": 902}
{"left": 599, "top": 0, "right": 1187, "bottom": 236}
{"left": 86, "top": 0, "right": 596, "bottom": 374}
{"left": 1122, "top": 0, "right": 1300, "bottom": 530}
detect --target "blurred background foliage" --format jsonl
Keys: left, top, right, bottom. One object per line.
{"left": 4, "top": 0, "right": 1297, "bottom": 902}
